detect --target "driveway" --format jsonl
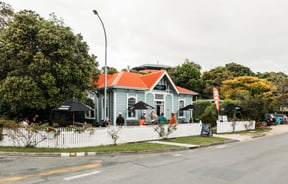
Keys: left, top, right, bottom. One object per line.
{"left": 214, "top": 124, "right": 288, "bottom": 141}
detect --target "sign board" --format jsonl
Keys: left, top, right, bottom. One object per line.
{"left": 201, "top": 123, "right": 212, "bottom": 136}
{"left": 219, "top": 115, "right": 228, "bottom": 122}
{"left": 154, "top": 85, "right": 166, "bottom": 91}
{"left": 213, "top": 87, "right": 220, "bottom": 111}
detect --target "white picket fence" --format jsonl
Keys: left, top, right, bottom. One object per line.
{"left": 0, "top": 123, "right": 203, "bottom": 148}
{"left": 216, "top": 120, "right": 256, "bottom": 134}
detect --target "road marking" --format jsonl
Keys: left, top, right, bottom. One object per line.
{"left": 0, "top": 163, "right": 101, "bottom": 183}
{"left": 173, "top": 154, "right": 182, "bottom": 157}
{"left": 64, "top": 170, "right": 102, "bottom": 181}
{"left": 216, "top": 145, "right": 227, "bottom": 149}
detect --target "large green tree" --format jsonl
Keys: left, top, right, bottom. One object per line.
{"left": 258, "top": 72, "right": 288, "bottom": 112}
{"left": 202, "top": 62, "right": 255, "bottom": 98}
{"left": 0, "top": 10, "right": 98, "bottom": 117}
{"left": 169, "top": 59, "right": 202, "bottom": 93}
{"left": 220, "top": 76, "right": 275, "bottom": 100}
{"left": 220, "top": 76, "right": 276, "bottom": 121}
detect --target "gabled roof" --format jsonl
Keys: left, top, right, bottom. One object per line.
{"left": 139, "top": 70, "right": 165, "bottom": 89}
{"left": 95, "top": 71, "right": 198, "bottom": 95}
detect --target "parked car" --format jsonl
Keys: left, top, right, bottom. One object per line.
{"left": 264, "top": 113, "right": 276, "bottom": 126}
{"left": 274, "top": 114, "right": 288, "bottom": 124}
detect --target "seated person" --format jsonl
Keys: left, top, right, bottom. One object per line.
{"left": 157, "top": 113, "right": 167, "bottom": 124}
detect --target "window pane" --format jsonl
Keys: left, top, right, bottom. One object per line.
{"left": 179, "top": 100, "right": 184, "bottom": 116}
{"left": 155, "top": 94, "right": 164, "bottom": 100}
{"left": 155, "top": 101, "right": 164, "bottom": 116}
{"left": 128, "top": 98, "right": 136, "bottom": 118}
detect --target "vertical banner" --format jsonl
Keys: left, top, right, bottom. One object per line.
{"left": 213, "top": 87, "right": 219, "bottom": 112}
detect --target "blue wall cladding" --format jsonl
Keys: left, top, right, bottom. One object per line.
{"left": 173, "top": 95, "right": 179, "bottom": 117}
{"left": 146, "top": 93, "right": 154, "bottom": 121}
{"left": 116, "top": 90, "right": 145, "bottom": 120}
{"left": 116, "top": 90, "right": 128, "bottom": 118}
{"left": 165, "top": 94, "right": 172, "bottom": 119}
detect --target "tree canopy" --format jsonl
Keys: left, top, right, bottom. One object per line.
{"left": 169, "top": 59, "right": 202, "bottom": 93}
{"left": 202, "top": 62, "right": 255, "bottom": 98}
{"left": 220, "top": 76, "right": 276, "bottom": 100}
{"left": 0, "top": 10, "right": 98, "bottom": 117}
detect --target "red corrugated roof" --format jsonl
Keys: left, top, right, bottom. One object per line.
{"left": 176, "top": 86, "right": 198, "bottom": 94}
{"left": 139, "top": 70, "right": 165, "bottom": 88}
{"left": 94, "top": 70, "right": 197, "bottom": 94}
{"left": 114, "top": 72, "right": 147, "bottom": 88}
{"left": 138, "top": 70, "right": 161, "bottom": 74}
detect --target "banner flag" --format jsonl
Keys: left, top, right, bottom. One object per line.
{"left": 213, "top": 87, "right": 220, "bottom": 111}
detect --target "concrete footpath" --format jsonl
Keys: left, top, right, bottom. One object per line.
{"left": 1, "top": 125, "right": 288, "bottom": 157}
{"left": 213, "top": 124, "right": 288, "bottom": 141}
{"left": 149, "top": 141, "right": 200, "bottom": 149}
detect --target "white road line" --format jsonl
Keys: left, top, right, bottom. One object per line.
{"left": 215, "top": 145, "right": 227, "bottom": 149}
{"left": 173, "top": 154, "right": 182, "bottom": 157}
{"left": 64, "top": 170, "right": 102, "bottom": 181}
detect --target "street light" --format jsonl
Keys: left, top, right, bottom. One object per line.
{"left": 93, "top": 10, "right": 108, "bottom": 123}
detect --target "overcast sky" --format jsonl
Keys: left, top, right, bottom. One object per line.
{"left": 5, "top": 0, "right": 288, "bottom": 73}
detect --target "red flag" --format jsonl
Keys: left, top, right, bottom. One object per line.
{"left": 213, "top": 87, "right": 220, "bottom": 111}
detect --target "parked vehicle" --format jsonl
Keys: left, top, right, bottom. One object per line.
{"left": 264, "top": 113, "right": 276, "bottom": 126}
{"left": 274, "top": 114, "right": 288, "bottom": 124}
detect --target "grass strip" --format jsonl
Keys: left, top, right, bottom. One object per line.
{"left": 0, "top": 136, "right": 231, "bottom": 153}
{"left": 0, "top": 143, "right": 179, "bottom": 153}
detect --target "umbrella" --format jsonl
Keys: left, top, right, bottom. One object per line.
{"left": 128, "top": 101, "right": 154, "bottom": 119}
{"left": 53, "top": 98, "right": 93, "bottom": 124}
{"left": 180, "top": 104, "right": 198, "bottom": 111}
{"left": 180, "top": 104, "right": 198, "bottom": 123}
{"left": 221, "top": 104, "right": 242, "bottom": 119}
{"left": 130, "top": 101, "right": 154, "bottom": 110}
{"left": 221, "top": 104, "right": 241, "bottom": 111}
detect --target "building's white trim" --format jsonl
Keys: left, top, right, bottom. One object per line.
{"left": 126, "top": 95, "right": 137, "bottom": 120}
{"left": 152, "top": 91, "right": 166, "bottom": 116}
{"left": 150, "top": 71, "right": 179, "bottom": 94}
{"left": 178, "top": 98, "right": 185, "bottom": 118}
{"left": 111, "top": 85, "right": 148, "bottom": 91}
{"left": 179, "top": 92, "right": 199, "bottom": 95}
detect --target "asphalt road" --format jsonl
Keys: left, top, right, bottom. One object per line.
{"left": 1, "top": 133, "right": 288, "bottom": 184}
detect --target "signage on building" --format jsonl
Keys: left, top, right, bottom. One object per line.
{"left": 154, "top": 85, "right": 166, "bottom": 91}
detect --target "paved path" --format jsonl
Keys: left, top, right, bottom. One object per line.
{"left": 214, "top": 124, "right": 288, "bottom": 141}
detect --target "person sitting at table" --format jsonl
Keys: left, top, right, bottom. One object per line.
{"left": 157, "top": 113, "right": 167, "bottom": 124}
{"left": 150, "top": 111, "right": 158, "bottom": 123}
{"left": 169, "top": 112, "right": 178, "bottom": 125}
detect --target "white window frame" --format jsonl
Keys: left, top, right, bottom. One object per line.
{"left": 154, "top": 93, "right": 165, "bottom": 116}
{"left": 127, "top": 96, "right": 137, "bottom": 119}
{"left": 179, "top": 99, "right": 185, "bottom": 118}
{"left": 85, "top": 110, "right": 95, "bottom": 120}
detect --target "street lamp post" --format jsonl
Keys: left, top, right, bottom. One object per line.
{"left": 93, "top": 10, "right": 108, "bottom": 124}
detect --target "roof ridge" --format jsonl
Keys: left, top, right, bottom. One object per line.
{"left": 137, "top": 75, "right": 149, "bottom": 88}
{"left": 139, "top": 70, "right": 165, "bottom": 78}
{"left": 111, "top": 71, "right": 124, "bottom": 86}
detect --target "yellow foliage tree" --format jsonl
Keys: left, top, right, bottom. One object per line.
{"left": 221, "top": 76, "right": 276, "bottom": 100}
